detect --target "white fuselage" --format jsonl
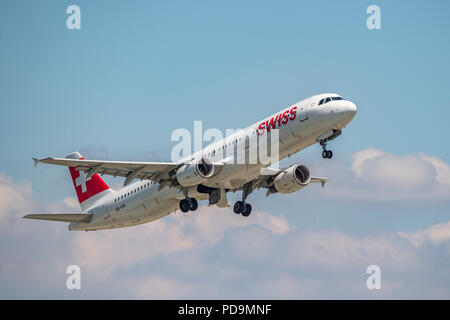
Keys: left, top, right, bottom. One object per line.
{"left": 69, "top": 93, "right": 357, "bottom": 231}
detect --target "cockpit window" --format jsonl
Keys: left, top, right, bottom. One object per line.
{"left": 319, "top": 96, "right": 345, "bottom": 105}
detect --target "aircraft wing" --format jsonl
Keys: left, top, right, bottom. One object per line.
{"left": 232, "top": 167, "right": 328, "bottom": 198}
{"left": 33, "top": 157, "right": 180, "bottom": 186}
{"left": 23, "top": 213, "right": 92, "bottom": 223}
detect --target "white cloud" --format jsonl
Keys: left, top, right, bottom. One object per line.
{"left": 398, "top": 221, "right": 450, "bottom": 247}
{"left": 0, "top": 174, "right": 32, "bottom": 220}
{"left": 350, "top": 148, "right": 434, "bottom": 189}
{"left": 420, "top": 154, "right": 450, "bottom": 188}
{"left": 322, "top": 148, "right": 450, "bottom": 204}
{"left": 71, "top": 206, "right": 289, "bottom": 276}
{"left": 135, "top": 276, "right": 195, "bottom": 299}
{"left": 351, "top": 148, "right": 384, "bottom": 177}
{"left": 62, "top": 197, "right": 79, "bottom": 209}
{"left": 72, "top": 219, "right": 196, "bottom": 277}
{"left": 287, "top": 229, "right": 421, "bottom": 270}
{"left": 261, "top": 274, "right": 320, "bottom": 299}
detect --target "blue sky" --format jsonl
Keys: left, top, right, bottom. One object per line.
{"left": 1, "top": 1, "right": 450, "bottom": 299}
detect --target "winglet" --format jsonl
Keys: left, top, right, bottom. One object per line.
{"left": 310, "top": 177, "right": 328, "bottom": 188}
{"left": 32, "top": 157, "right": 40, "bottom": 167}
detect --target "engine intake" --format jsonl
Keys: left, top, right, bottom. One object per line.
{"left": 273, "top": 165, "right": 311, "bottom": 194}
{"left": 176, "top": 157, "right": 214, "bottom": 187}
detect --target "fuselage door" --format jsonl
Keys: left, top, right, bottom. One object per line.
{"left": 298, "top": 103, "right": 308, "bottom": 122}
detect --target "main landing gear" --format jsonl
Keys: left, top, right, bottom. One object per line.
{"left": 233, "top": 201, "right": 252, "bottom": 217}
{"left": 233, "top": 181, "right": 253, "bottom": 217}
{"left": 320, "top": 139, "right": 333, "bottom": 159}
{"left": 179, "top": 197, "right": 198, "bottom": 213}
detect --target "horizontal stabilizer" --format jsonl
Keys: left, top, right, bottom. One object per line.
{"left": 23, "top": 214, "right": 92, "bottom": 223}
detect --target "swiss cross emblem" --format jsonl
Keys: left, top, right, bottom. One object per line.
{"left": 75, "top": 170, "right": 91, "bottom": 193}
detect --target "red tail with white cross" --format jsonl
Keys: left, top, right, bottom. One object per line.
{"left": 66, "top": 151, "right": 110, "bottom": 206}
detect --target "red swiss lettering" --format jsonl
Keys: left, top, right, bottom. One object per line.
{"left": 282, "top": 110, "right": 289, "bottom": 125}
{"left": 289, "top": 106, "right": 297, "bottom": 121}
{"left": 258, "top": 122, "right": 266, "bottom": 136}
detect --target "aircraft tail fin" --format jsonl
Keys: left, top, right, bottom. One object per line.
{"left": 66, "top": 151, "right": 114, "bottom": 211}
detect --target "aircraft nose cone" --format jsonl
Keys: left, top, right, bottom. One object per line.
{"left": 350, "top": 101, "right": 357, "bottom": 114}
{"left": 343, "top": 101, "right": 357, "bottom": 119}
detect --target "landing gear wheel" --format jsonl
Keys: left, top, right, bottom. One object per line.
{"left": 189, "top": 198, "right": 198, "bottom": 211}
{"left": 233, "top": 201, "right": 244, "bottom": 214}
{"left": 179, "top": 199, "right": 190, "bottom": 213}
{"left": 241, "top": 203, "right": 252, "bottom": 217}
{"left": 320, "top": 139, "right": 334, "bottom": 159}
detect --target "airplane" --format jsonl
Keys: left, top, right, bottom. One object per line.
{"left": 24, "top": 93, "right": 357, "bottom": 231}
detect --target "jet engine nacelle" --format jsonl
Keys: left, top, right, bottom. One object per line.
{"left": 273, "top": 165, "right": 311, "bottom": 194}
{"left": 176, "top": 157, "right": 214, "bottom": 187}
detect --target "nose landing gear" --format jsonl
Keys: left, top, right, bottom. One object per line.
{"left": 318, "top": 129, "right": 342, "bottom": 159}
{"left": 320, "top": 140, "right": 333, "bottom": 159}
